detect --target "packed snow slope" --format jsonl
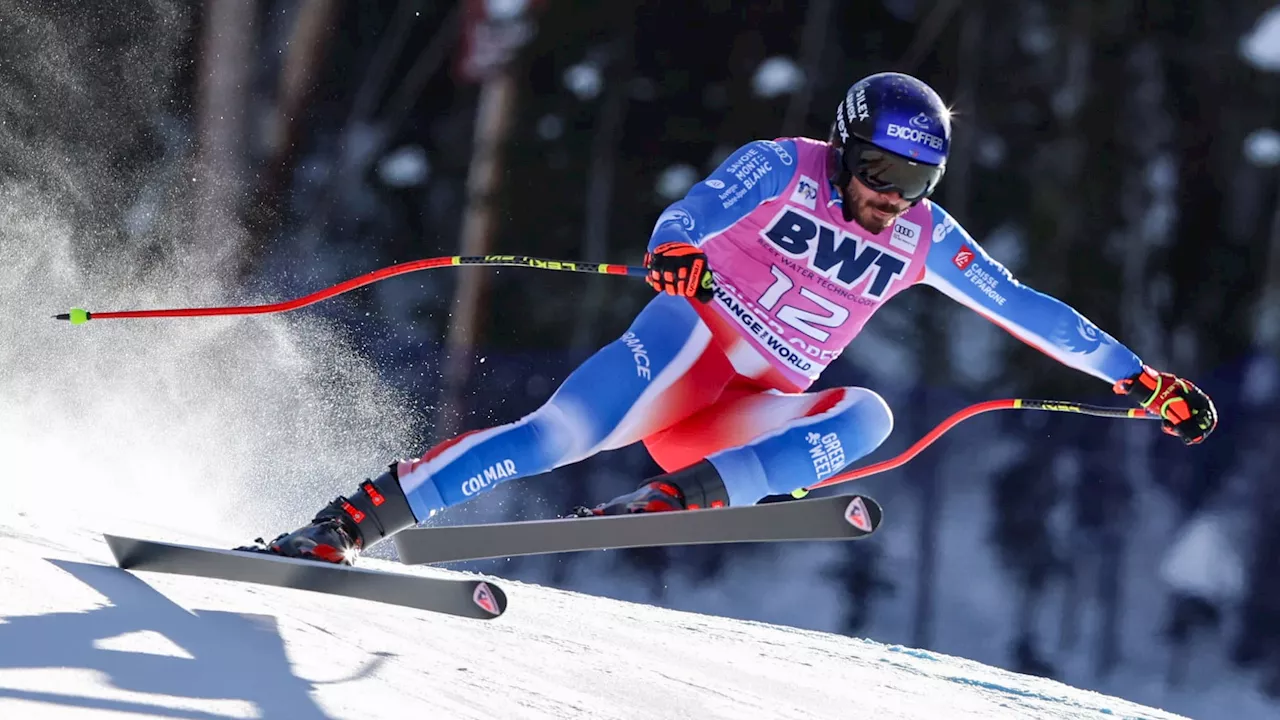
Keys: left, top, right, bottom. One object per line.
{"left": 0, "top": 514, "right": 1191, "bottom": 720}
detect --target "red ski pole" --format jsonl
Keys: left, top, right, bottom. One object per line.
{"left": 55, "top": 256, "right": 1160, "bottom": 496}
{"left": 795, "top": 398, "right": 1157, "bottom": 496}
{"left": 54, "top": 254, "right": 648, "bottom": 325}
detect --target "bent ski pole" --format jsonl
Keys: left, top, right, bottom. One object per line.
{"left": 54, "top": 255, "right": 649, "bottom": 324}
{"left": 794, "top": 398, "right": 1158, "bottom": 496}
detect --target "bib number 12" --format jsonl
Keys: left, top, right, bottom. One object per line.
{"left": 757, "top": 266, "right": 848, "bottom": 342}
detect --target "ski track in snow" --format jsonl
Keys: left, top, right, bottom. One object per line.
{"left": 0, "top": 515, "right": 1191, "bottom": 720}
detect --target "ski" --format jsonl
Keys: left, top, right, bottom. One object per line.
{"left": 103, "top": 534, "right": 507, "bottom": 620}
{"left": 393, "top": 493, "right": 882, "bottom": 565}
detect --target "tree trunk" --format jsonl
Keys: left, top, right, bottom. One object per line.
{"left": 780, "top": 0, "right": 832, "bottom": 136}
{"left": 572, "top": 4, "right": 636, "bottom": 351}
{"left": 195, "top": 0, "right": 255, "bottom": 280}
{"left": 911, "top": 0, "right": 984, "bottom": 652}
{"left": 433, "top": 69, "right": 519, "bottom": 443}
{"left": 238, "top": 0, "right": 338, "bottom": 277}
{"left": 911, "top": 386, "right": 940, "bottom": 649}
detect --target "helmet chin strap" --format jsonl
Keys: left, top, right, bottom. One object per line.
{"left": 840, "top": 186, "right": 855, "bottom": 223}
{"left": 827, "top": 144, "right": 856, "bottom": 223}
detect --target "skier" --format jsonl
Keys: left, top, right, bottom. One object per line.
{"left": 245, "top": 72, "right": 1217, "bottom": 565}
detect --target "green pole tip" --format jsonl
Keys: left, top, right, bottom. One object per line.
{"left": 68, "top": 308, "right": 90, "bottom": 325}
{"left": 790, "top": 488, "right": 810, "bottom": 499}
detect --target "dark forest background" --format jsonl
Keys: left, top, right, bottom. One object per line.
{"left": 2, "top": 1, "right": 1278, "bottom": 716}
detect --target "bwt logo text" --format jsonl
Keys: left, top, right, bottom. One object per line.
{"left": 762, "top": 208, "right": 908, "bottom": 299}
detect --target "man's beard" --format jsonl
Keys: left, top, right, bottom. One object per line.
{"left": 852, "top": 197, "right": 907, "bottom": 234}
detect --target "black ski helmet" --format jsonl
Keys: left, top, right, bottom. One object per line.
{"left": 830, "top": 72, "right": 951, "bottom": 204}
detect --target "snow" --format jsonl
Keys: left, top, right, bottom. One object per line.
{"left": 751, "top": 57, "right": 804, "bottom": 98}
{"left": 1158, "top": 513, "right": 1246, "bottom": 602}
{"left": 563, "top": 62, "right": 602, "bottom": 100}
{"left": 486, "top": 0, "right": 532, "bottom": 22}
{"left": 536, "top": 114, "right": 564, "bottom": 140}
{"left": 655, "top": 164, "right": 698, "bottom": 200}
{"left": 1244, "top": 128, "right": 1280, "bottom": 167}
{"left": 376, "top": 145, "right": 431, "bottom": 187}
{"left": 0, "top": 514, "right": 1194, "bottom": 720}
{"left": 1240, "top": 6, "right": 1280, "bottom": 70}
{"left": 976, "top": 134, "right": 1007, "bottom": 168}
{"left": 1243, "top": 354, "right": 1279, "bottom": 402}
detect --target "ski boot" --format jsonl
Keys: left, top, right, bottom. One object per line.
{"left": 238, "top": 464, "right": 418, "bottom": 565}
{"left": 572, "top": 459, "right": 730, "bottom": 517}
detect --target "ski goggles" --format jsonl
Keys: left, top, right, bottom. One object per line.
{"left": 843, "top": 137, "right": 945, "bottom": 202}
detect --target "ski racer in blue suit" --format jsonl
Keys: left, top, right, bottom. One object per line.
{"left": 244, "top": 72, "right": 1218, "bottom": 566}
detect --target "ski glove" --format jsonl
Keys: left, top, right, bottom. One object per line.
{"left": 1114, "top": 365, "right": 1217, "bottom": 445}
{"left": 645, "top": 241, "right": 714, "bottom": 303}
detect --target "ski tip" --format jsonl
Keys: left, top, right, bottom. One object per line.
{"left": 842, "top": 495, "right": 883, "bottom": 534}
{"left": 102, "top": 533, "right": 140, "bottom": 568}
{"left": 472, "top": 581, "right": 508, "bottom": 617}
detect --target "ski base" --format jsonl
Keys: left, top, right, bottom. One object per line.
{"left": 394, "top": 493, "right": 883, "bottom": 566}
{"left": 103, "top": 534, "right": 507, "bottom": 620}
